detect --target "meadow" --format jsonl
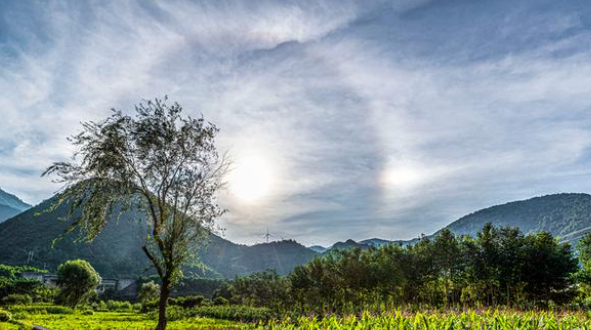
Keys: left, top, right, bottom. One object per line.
{"left": 4, "top": 308, "right": 591, "bottom": 330}
{"left": 0, "top": 308, "right": 242, "bottom": 330}
{"left": 246, "top": 310, "right": 591, "bottom": 330}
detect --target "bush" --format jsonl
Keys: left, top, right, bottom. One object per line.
{"left": 6, "top": 304, "right": 73, "bottom": 315}
{"left": 97, "top": 301, "right": 107, "bottom": 311}
{"left": 1, "top": 294, "right": 32, "bottom": 306}
{"left": 0, "top": 309, "right": 12, "bottom": 322}
{"left": 106, "top": 300, "right": 132, "bottom": 311}
{"left": 32, "top": 287, "right": 59, "bottom": 303}
{"left": 147, "top": 305, "right": 188, "bottom": 321}
{"left": 170, "top": 295, "right": 205, "bottom": 308}
{"left": 45, "top": 306, "right": 74, "bottom": 314}
{"left": 189, "top": 305, "right": 273, "bottom": 322}
{"left": 213, "top": 296, "right": 229, "bottom": 306}
{"left": 141, "top": 300, "right": 158, "bottom": 313}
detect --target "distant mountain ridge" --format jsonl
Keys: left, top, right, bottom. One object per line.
{"left": 316, "top": 193, "right": 591, "bottom": 252}
{"left": 443, "top": 193, "right": 591, "bottom": 242}
{"left": 0, "top": 188, "right": 31, "bottom": 223}
{"left": 1, "top": 191, "right": 591, "bottom": 278}
{"left": 0, "top": 194, "right": 317, "bottom": 278}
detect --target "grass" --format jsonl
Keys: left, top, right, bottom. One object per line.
{"left": 245, "top": 310, "right": 591, "bottom": 330}
{"left": 1, "top": 311, "right": 242, "bottom": 330}
{"left": 4, "top": 306, "right": 591, "bottom": 330}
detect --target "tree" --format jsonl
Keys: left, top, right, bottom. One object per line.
{"left": 521, "top": 231, "right": 577, "bottom": 304}
{"left": 43, "top": 98, "right": 227, "bottom": 330}
{"left": 56, "top": 260, "right": 101, "bottom": 308}
{"left": 575, "top": 234, "right": 591, "bottom": 285}
{"left": 138, "top": 281, "right": 160, "bottom": 304}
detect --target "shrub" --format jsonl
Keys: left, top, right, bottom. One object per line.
{"left": 189, "top": 305, "right": 273, "bottom": 322}
{"left": 170, "top": 295, "right": 205, "bottom": 308}
{"left": 213, "top": 296, "right": 229, "bottom": 306}
{"left": 1, "top": 294, "right": 32, "bottom": 305}
{"left": 97, "top": 301, "right": 107, "bottom": 312}
{"left": 6, "top": 304, "right": 73, "bottom": 315}
{"left": 0, "top": 309, "right": 12, "bottom": 322}
{"left": 137, "top": 281, "right": 160, "bottom": 303}
{"left": 45, "top": 306, "right": 74, "bottom": 314}
{"left": 106, "top": 300, "right": 132, "bottom": 311}
{"left": 148, "top": 305, "right": 188, "bottom": 321}
{"left": 141, "top": 300, "right": 158, "bottom": 313}
{"left": 32, "top": 287, "right": 60, "bottom": 303}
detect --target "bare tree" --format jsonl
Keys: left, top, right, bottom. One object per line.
{"left": 43, "top": 97, "right": 227, "bottom": 330}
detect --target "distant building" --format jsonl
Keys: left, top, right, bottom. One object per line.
{"left": 20, "top": 272, "right": 137, "bottom": 296}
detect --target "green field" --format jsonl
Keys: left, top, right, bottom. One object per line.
{"left": 0, "top": 311, "right": 241, "bottom": 330}
{"left": 245, "top": 311, "right": 591, "bottom": 330}
{"left": 3, "top": 308, "right": 591, "bottom": 330}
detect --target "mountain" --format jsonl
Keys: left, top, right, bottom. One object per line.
{"left": 322, "top": 194, "right": 591, "bottom": 251}
{"left": 0, "top": 195, "right": 317, "bottom": 278}
{"left": 3, "top": 192, "right": 589, "bottom": 279}
{"left": 328, "top": 239, "right": 370, "bottom": 252}
{"left": 308, "top": 245, "right": 328, "bottom": 253}
{"left": 359, "top": 238, "right": 394, "bottom": 247}
{"left": 0, "top": 188, "right": 30, "bottom": 223}
{"left": 443, "top": 193, "right": 591, "bottom": 242}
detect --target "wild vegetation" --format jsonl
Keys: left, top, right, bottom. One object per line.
{"left": 2, "top": 225, "right": 591, "bottom": 329}
{"left": 214, "top": 225, "right": 580, "bottom": 314}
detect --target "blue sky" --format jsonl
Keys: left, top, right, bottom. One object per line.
{"left": 2, "top": 0, "right": 591, "bottom": 246}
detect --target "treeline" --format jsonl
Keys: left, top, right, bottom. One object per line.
{"left": 218, "top": 224, "right": 591, "bottom": 313}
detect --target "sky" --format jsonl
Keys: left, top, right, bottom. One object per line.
{"left": 2, "top": 0, "right": 591, "bottom": 246}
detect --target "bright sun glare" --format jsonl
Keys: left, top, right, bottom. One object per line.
{"left": 227, "top": 156, "right": 273, "bottom": 203}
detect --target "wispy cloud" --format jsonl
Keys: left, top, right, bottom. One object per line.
{"left": 1, "top": 0, "right": 591, "bottom": 246}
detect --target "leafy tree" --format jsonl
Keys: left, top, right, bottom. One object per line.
{"left": 575, "top": 234, "right": 591, "bottom": 285}
{"left": 56, "top": 259, "right": 101, "bottom": 308}
{"left": 43, "top": 98, "right": 227, "bottom": 330}
{"left": 521, "top": 232, "right": 577, "bottom": 304}
{"left": 138, "top": 281, "right": 160, "bottom": 304}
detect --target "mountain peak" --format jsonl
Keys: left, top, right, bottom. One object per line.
{"left": 0, "top": 188, "right": 31, "bottom": 223}
{"left": 445, "top": 193, "right": 591, "bottom": 242}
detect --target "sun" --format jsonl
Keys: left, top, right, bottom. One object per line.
{"left": 227, "top": 155, "right": 274, "bottom": 203}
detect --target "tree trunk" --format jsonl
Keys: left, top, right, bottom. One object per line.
{"left": 155, "top": 279, "right": 171, "bottom": 330}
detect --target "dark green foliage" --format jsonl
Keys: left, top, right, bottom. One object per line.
{"left": 106, "top": 300, "right": 133, "bottom": 311}
{"left": 234, "top": 224, "right": 578, "bottom": 313}
{"left": 137, "top": 281, "right": 160, "bottom": 304}
{"left": 1, "top": 294, "right": 32, "bottom": 305}
{"left": 56, "top": 260, "right": 101, "bottom": 308}
{"left": 0, "top": 264, "right": 44, "bottom": 300}
{"left": 575, "top": 234, "right": 591, "bottom": 285}
{"left": 0, "top": 309, "right": 11, "bottom": 322}
{"left": 230, "top": 270, "right": 291, "bottom": 309}
{"left": 188, "top": 305, "right": 273, "bottom": 322}
{"left": 169, "top": 295, "right": 205, "bottom": 308}
{"left": 213, "top": 296, "right": 229, "bottom": 305}
{"left": 171, "top": 276, "right": 226, "bottom": 298}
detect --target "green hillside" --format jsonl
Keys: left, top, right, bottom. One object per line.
{"left": 0, "top": 196, "right": 317, "bottom": 278}
{"left": 444, "top": 193, "right": 591, "bottom": 241}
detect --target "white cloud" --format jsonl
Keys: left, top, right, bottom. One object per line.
{"left": 2, "top": 0, "right": 591, "bottom": 245}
